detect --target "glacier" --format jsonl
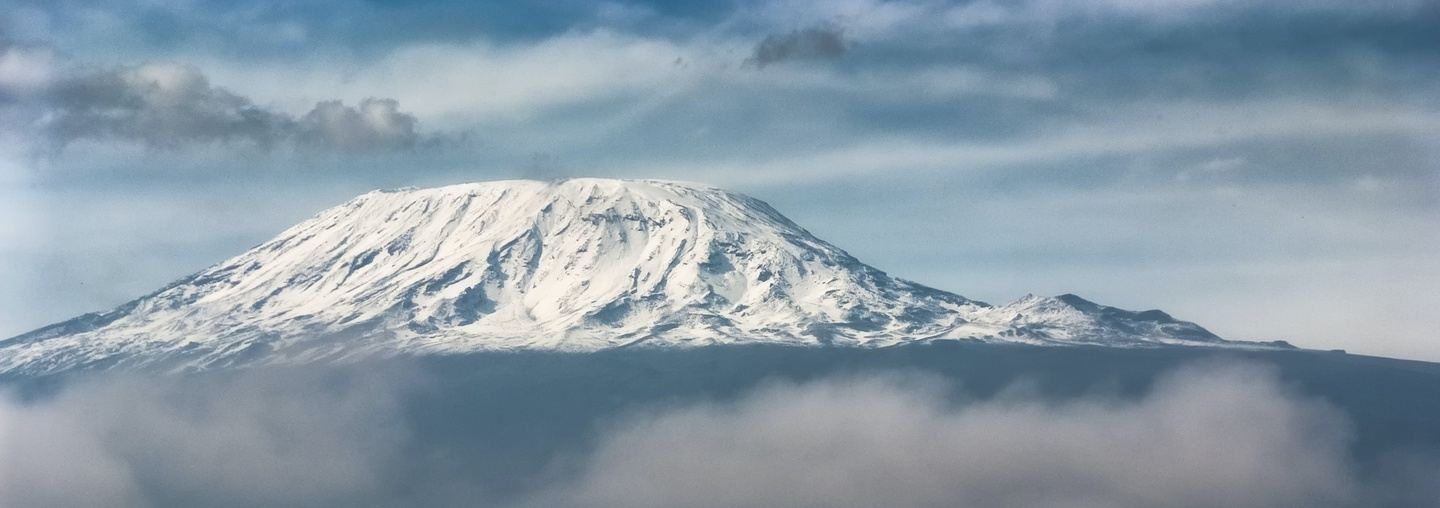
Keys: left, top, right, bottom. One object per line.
{"left": 0, "top": 179, "right": 1281, "bottom": 375}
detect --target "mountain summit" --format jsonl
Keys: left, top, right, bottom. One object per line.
{"left": 3, "top": 179, "right": 1257, "bottom": 375}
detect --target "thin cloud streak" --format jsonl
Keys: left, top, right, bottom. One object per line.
{"left": 628, "top": 100, "right": 1440, "bottom": 186}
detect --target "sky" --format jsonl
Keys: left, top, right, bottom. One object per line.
{"left": 0, "top": 0, "right": 1436, "bottom": 360}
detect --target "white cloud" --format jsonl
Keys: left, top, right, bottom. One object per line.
{"left": 0, "top": 366, "right": 418, "bottom": 507}
{"left": 535, "top": 364, "right": 1368, "bottom": 508}
{"left": 4, "top": 363, "right": 1435, "bottom": 507}
{"left": 0, "top": 43, "right": 57, "bottom": 95}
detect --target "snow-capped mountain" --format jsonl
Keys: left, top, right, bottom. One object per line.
{"left": 2, "top": 179, "right": 1268, "bottom": 375}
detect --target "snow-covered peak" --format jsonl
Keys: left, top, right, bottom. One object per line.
{"left": 2, "top": 179, "right": 1265, "bottom": 375}
{"left": 953, "top": 293, "right": 1223, "bottom": 346}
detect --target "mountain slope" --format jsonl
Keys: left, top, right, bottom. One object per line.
{"left": 2, "top": 179, "right": 1265, "bottom": 375}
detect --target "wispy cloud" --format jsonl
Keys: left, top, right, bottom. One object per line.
{"left": 627, "top": 98, "right": 1439, "bottom": 187}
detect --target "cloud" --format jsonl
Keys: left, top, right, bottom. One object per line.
{"left": 44, "top": 63, "right": 293, "bottom": 149}
{"left": 0, "top": 41, "right": 57, "bottom": 99}
{"left": 747, "top": 26, "right": 848, "bottom": 68}
{"left": 539, "top": 364, "right": 1362, "bottom": 508}
{"left": 205, "top": 30, "right": 706, "bottom": 124}
{"left": 9, "top": 59, "right": 426, "bottom": 152}
{"left": 628, "top": 98, "right": 1438, "bottom": 188}
{"left": 0, "top": 365, "right": 422, "bottom": 508}
{"left": 744, "top": 0, "right": 1433, "bottom": 36}
{"left": 298, "top": 98, "right": 419, "bottom": 151}
{"left": 1, "top": 361, "right": 1437, "bottom": 507}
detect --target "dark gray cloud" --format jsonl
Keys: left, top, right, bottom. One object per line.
{"left": 45, "top": 64, "right": 293, "bottom": 149}
{"left": 21, "top": 62, "right": 424, "bottom": 152}
{"left": 747, "top": 26, "right": 847, "bottom": 68}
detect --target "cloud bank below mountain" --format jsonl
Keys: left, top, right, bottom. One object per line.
{"left": 2, "top": 360, "right": 1436, "bottom": 507}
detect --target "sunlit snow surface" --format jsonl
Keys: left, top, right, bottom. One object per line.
{"left": 1, "top": 179, "right": 1266, "bottom": 375}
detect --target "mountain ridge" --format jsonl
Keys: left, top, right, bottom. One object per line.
{"left": 2, "top": 178, "right": 1280, "bottom": 375}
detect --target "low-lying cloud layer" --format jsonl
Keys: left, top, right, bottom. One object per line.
{"left": 542, "top": 364, "right": 1358, "bottom": 508}
{"left": 1, "top": 361, "right": 1435, "bottom": 507}
{"left": 0, "top": 367, "right": 418, "bottom": 507}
